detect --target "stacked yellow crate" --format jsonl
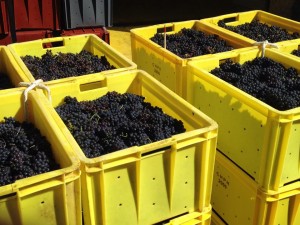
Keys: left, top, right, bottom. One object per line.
{"left": 185, "top": 10, "right": 300, "bottom": 225}
{"left": 0, "top": 47, "right": 82, "bottom": 225}
{"left": 36, "top": 70, "right": 218, "bottom": 225}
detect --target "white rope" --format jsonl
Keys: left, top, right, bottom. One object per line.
{"left": 19, "top": 79, "right": 51, "bottom": 121}
{"left": 253, "top": 40, "right": 278, "bottom": 57}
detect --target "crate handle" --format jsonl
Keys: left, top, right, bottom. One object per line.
{"left": 79, "top": 80, "right": 106, "bottom": 92}
{"left": 141, "top": 146, "right": 171, "bottom": 157}
{"left": 157, "top": 25, "right": 173, "bottom": 33}
{"left": 42, "top": 38, "right": 65, "bottom": 48}
{"left": 0, "top": 192, "right": 16, "bottom": 200}
{"left": 222, "top": 16, "right": 238, "bottom": 24}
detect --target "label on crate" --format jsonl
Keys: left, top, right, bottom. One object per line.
{"left": 216, "top": 171, "right": 229, "bottom": 189}
{"left": 152, "top": 63, "right": 161, "bottom": 75}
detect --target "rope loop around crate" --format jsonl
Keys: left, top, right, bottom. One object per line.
{"left": 253, "top": 40, "right": 278, "bottom": 57}
{"left": 19, "top": 79, "right": 51, "bottom": 121}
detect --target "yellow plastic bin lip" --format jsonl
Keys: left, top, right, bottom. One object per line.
{"left": 7, "top": 34, "right": 137, "bottom": 85}
{"left": 199, "top": 10, "right": 300, "bottom": 45}
{"left": 41, "top": 69, "right": 218, "bottom": 165}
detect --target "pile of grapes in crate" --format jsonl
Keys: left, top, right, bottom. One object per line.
{"left": 218, "top": 19, "right": 300, "bottom": 42}
{"left": 292, "top": 49, "right": 300, "bottom": 57}
{"left": 0, "top": 73, "right": 13, "bottom": 90}
{"left": 150, "top": 28, "right": 233, "bottom": 58}
{"left": 210, "top": 57, "right": 300, "bottom": 110}
{"left": 55, "top": 91, "right": 186, "bottom": 158}
{"left": 21, "top": 50, "right": 116, "bottom": 81}
{"left": 0, "top": 118, "right": 59, "bottom": 186}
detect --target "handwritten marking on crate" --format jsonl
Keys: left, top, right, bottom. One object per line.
{"left": 216, "top": 171, "right": 229, "bottom": 189}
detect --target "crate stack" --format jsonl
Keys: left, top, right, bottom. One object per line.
{"left": 0, "top": 0, "right": 112, "bottom": 45}
{"left": 0, "top": 25, "right": 219, "bottom": 225}
{"left": 0, "top": 46, "right": 82, "bottom": 224}
{"left": 130, "top": 10, "right": 300, "bottom": 225}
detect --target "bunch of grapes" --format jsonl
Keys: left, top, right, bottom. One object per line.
{"left": 21, "top": 50, "right": 116, "bottom": 81}
{"left": 150, "top": 28, "right": 234, "bottom": 58}
{"left": 0, "top": 73, "right": 14, "bottom": 90}
{"left": 210, "top": 57, "right": 300, "bottom": 110}
{"left": 0, "top": 118, "right": 59, "bottom": 186}
{"left": 218, "top": 19, "right": 300, "bottom": 42}
{"left": 292, "top": 49, "right": 300, "bottom": 57}
{"left": 55, "top": 91, "right": 186, "bottom": 158}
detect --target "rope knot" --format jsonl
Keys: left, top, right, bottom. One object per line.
{"left": 19, "top": 79, "right": 51, "bottom": 120}
{"left": 253, "top": 40, "right": 278, "bottom": 57}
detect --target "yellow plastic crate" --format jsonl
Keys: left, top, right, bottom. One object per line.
{"left": 159, "top": 208, "right": 212, "bottom": 225}
{"left": 39, "top": 69, "right": 218, "bottom": 225}
{"left": 186, "top": 47, "right": 300, "bottom": 191}
{"left": 7, "top": 34, "right": 136, "bottom": 86}
{"left": 211, "top": 151, "right": 300, "bottom": 225}
{"left": 200, "top": 10, "right": 300, "bottom": 46}
{"left": 131, "top": 20, "right": 254, "bottom": 99}
{"left": 0, "top": 46, "right": 29, "bottom": 93}
{"left": 0, "top": 90, "right": 81, "bottom": 225}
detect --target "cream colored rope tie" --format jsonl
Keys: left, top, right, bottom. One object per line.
{"left": 253, "top": 40, "right": 278, "bottom": 57}
{"left": 19, "top": 79, "right": 52, "bottom": 121}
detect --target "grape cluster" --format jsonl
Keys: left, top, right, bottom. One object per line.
{"left": 0, "top": 73, "right": 14, "bottom": 90}
{"left": 0, "top": 117, "right": 59, "bottom": 186}
{"left": 218, "top": 19, "right": 300, "bottom": 42}
{"left": 55, "top": 92, "right": 186, "bottom": 158}
{"left": 21, "top": 50, "right": 116, "bottom": 81}
{"left": 210, "top": 57, "right": 300, "bottom": 110}
{"left": 292, "top": 49, "right": 300, "bottom": 57}
{"left": 150, "top": 28, "right": 234, "bottom": 58}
